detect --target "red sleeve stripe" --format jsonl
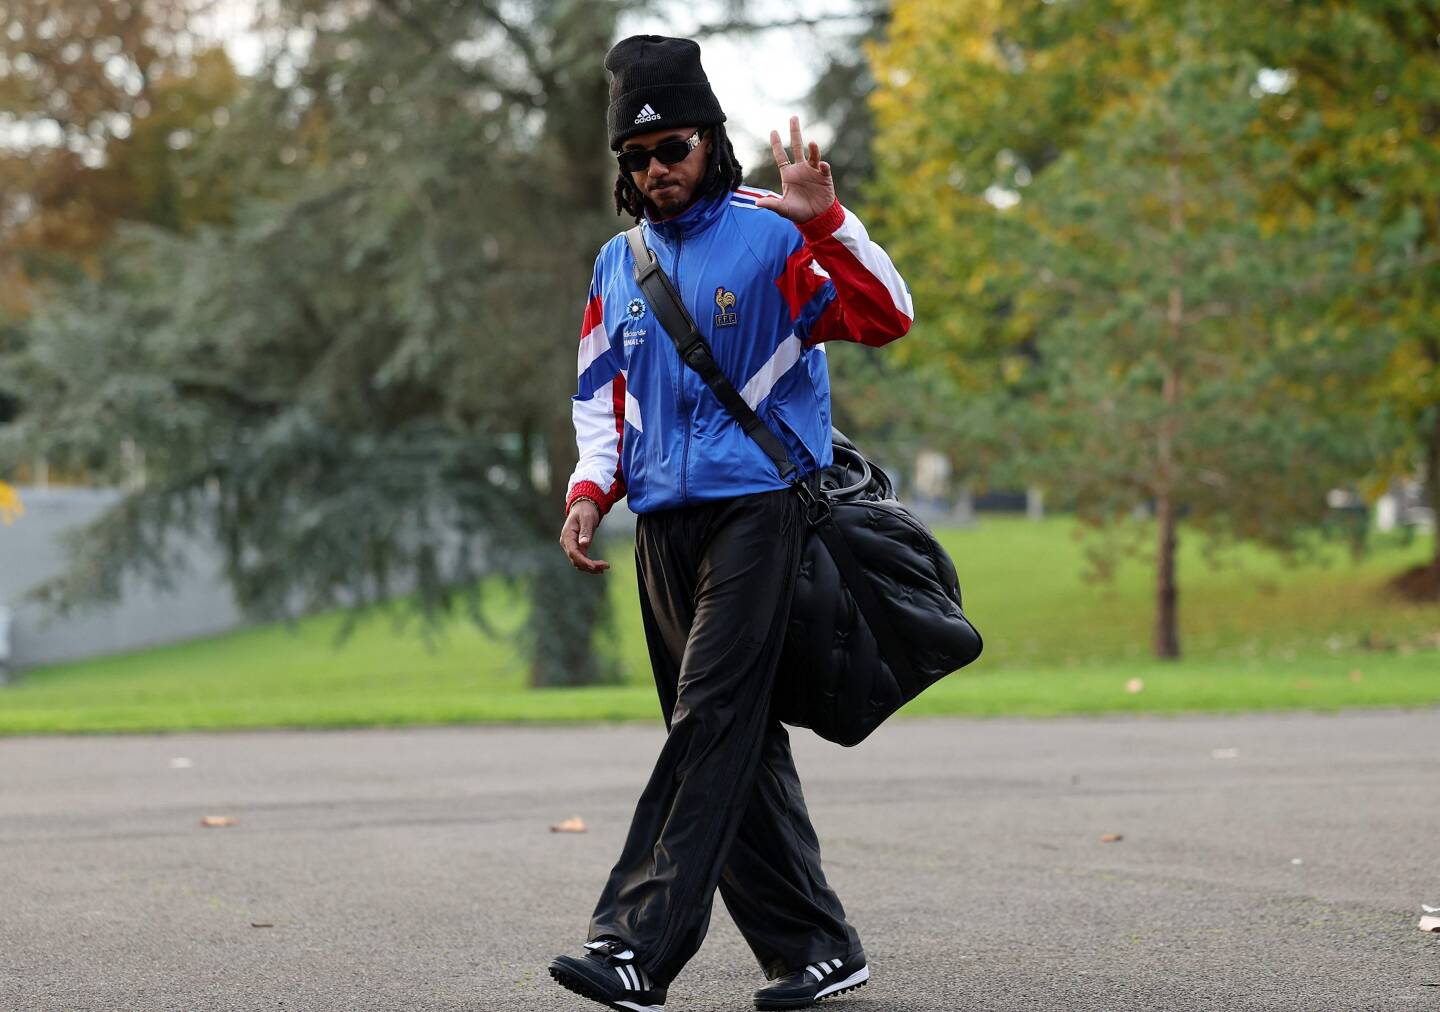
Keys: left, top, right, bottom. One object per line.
{"left": 803, "top": 205, "right": 913, "bottom": 347}
{"left": 828, "top": 208, "right": 914, "bottom": 320}
{"left": 578, "top": 319, "right": 609, "bottom": 375}
{"left": 808, "top": 235, "right": 911, "bottom": 345}
{"left": 775, "top": 245, "right": 831, "bottom": 321}
{"left": 579, "top": 293, "right": 604, "bottom": 339}
{"left": 612, "top": 371, "right": 626, "bottom": 443}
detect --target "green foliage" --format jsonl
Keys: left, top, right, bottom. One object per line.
{"left": 1, "top": 0, "right": 629, "bottom": 686}
{"left": 1244, "top": 2, "right": 1440, "bottom": 564}
{"left": 868, "top": 0, "right": 1395, "bottom": 653}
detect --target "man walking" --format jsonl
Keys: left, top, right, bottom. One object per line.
{"left": 551, "top": 34, "right": 913, "bottom": 1012}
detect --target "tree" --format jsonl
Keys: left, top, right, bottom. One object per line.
{"left": 0, "top": 0, "right": 230, "bottom": 282}
{"left": 868, "top": 0, "right": 1383, "bottom": 657}
{"left": 0, "top": 0, "right": 239, "bottom": 440}
{"left": 1244, "top": 2, "right": 1440, "bottom": 593}
{"left": 2, "top": 0, "right": 625, "bottom": 686}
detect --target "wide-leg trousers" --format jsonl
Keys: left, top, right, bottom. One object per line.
{"left": 588, "top": 487, "right": 862, "bottom": 986}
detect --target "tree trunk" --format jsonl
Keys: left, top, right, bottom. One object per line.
{"left": 1153, "top": 147, "right": 1184, "bottom": 660}
{"left": 529, "top": 546, "right": 613, "bottom": 687}
{"left": 1427, "top": 399, "right": 1440, "bottom": 571}
{"left": 527, "top": 418, "right": 615, "bottom": 688}
{"left": 1154, "top": 489, "right": 1180, "bottom": 658}
{"left": 524, "top": 0, "right": 621, "bottom": 689}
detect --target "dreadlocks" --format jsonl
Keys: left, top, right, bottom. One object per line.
{"left": 613, "top": 123, "right": 745, "bottom": 222}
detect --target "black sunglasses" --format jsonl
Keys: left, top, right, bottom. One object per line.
{"left": 617, "top": 130, "right": 703, "bottom": 174}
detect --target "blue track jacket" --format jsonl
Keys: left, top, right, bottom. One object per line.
{"left": 565, "top": 188, "right": 913, "bottom": 516}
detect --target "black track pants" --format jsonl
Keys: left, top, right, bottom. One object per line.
{"left": 588, "top": 488, "right": 862, "bottom": 985}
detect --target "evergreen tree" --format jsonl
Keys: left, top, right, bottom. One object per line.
{"left": 869, "top": 0, "right": 1383, "bottom": 657}
{"left": 1, "top": 0, "right": 624, "bottom": 685}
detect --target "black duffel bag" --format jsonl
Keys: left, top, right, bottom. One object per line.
{"left": 625, "top": 227, "right": 984, "bottom": 747}
{"left": 772, "top": 431, "right": 982, "bottom": 745}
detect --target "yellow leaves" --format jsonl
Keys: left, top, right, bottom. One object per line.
{"left": 1381, "top": 339, "right": 1439, "bottom": 410}
{"left": 0, "top": 481, "right": 23, "bottom": 525}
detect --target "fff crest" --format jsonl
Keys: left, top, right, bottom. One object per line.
{"left": 713, "top": 286, "right": 738, "bottom": 328}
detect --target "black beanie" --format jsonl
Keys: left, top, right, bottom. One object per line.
{"left": 605, "top": 35, "right": 726, "bottom": 151}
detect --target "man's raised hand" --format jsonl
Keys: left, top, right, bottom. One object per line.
{"left": 559, "top": 499, "right": 609, "bottom": 575}
{"left": 755, "top": 115, "right": 837, "bottom": 225}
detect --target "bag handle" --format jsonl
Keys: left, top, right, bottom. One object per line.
{"left": 624, "top": 226, "right": 799, "bottom": 483}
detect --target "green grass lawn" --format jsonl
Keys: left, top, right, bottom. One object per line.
{"left": 2, "top": 516, "right": 1436, "bottom": 735}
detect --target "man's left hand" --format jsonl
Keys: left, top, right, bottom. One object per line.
{"left": 755, "top": 116, "right": 836, "bottom": 224}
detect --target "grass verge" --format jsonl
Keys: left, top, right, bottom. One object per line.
{"left": 2, "top": 517, "right": 1436, "bottom": 735}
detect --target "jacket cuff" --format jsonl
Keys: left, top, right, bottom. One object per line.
{"left": 566, "top": 480, "right": 614, "bottom": 517}
{"left": 798, "top": 199, "right": 845, "bottom": 242}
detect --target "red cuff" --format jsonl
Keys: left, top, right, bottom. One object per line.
{"left": 565, "top": 480, "right": 613, "bottom": 517}
{"left": 798, "top": 199, "right": 845, "bottom": 242}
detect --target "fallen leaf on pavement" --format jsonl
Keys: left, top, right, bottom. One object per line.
{"left": 551, "top": 816, "right": 587, "bottom": 833}
{"left": 200, "top": 815, "right": 237, "bottom": 828}
{"left": 1100, "top": 833, "right": 1123, "bottom": 843}
{"left": 1419, "top": 916, "right": 1440, "bottom": 933}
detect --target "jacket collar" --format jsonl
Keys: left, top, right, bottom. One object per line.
{"left": 644, "top": 191, "right": 727, "bottom": 242}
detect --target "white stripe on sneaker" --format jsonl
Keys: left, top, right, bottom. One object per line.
{"left": 615, "top": 966, "right": 631, "bottom": 988}
{"left": 614, "top": 1002, "right": 663, "bottom": 1012}
{"left": 816, "top": 965, "right": 869, "bottom": 998}
{"left": 829, "top": 959, "right": 843, "bottom": 971}
{"left": 806, "top": 964, "right": 824, "bottom": 981}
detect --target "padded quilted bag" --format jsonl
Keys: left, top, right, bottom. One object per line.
{"left": 771, "top": 433, "right": 983, "bottom": 746}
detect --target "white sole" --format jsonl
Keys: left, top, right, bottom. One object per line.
{"left": 816, "top": 965, "right": 869, "bottom": 999}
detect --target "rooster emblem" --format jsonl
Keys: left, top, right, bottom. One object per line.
{"left": 713, "top": 286, "right": 738, "bottom": 328}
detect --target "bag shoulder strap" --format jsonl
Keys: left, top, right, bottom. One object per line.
{"left": 624, "top": 225, "right": 798, "bottom": 482}
{"left": 624, "top": 229, "right": 922, "bottom": 697}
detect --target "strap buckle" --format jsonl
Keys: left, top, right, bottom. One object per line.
{"left": 676, "top": 334, "right": 710, "bottom": 369}
{"left": 792, "top": 476, "right": 832, "bottom": 526}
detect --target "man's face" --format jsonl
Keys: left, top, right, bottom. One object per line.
{"left": 622, "top": 125, "right": 712, "bottom": 218}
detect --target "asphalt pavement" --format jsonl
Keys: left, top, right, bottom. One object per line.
{"left": 2, "top": 710, "right": 1438, "bottom": 1011}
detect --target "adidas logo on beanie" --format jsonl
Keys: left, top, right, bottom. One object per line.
{"left": 605, "top": 35, "right": 726, "bottom": 150}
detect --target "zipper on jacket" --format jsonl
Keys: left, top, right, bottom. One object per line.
{"left": 673, "top": 231, "right": 689, "bottom": 502}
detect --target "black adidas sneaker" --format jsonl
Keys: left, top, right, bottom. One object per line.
{"left": 548, "top": 938, "right": 667, "bottom": 1012}
{"left": 753, "top": 953, "right": 869, "bottom": 1010}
